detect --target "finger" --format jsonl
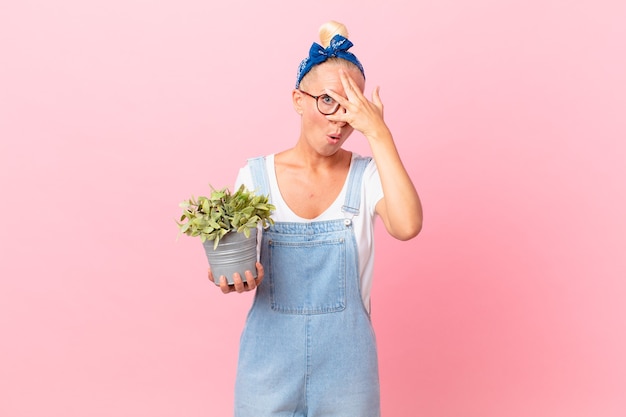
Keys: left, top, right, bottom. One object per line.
{"left": 255, "top": 262, "right": 265, "bottom": 286}
{"left": 255, "top": 262, "right": 264, "bottom": 279}
{"left": 208, "top": 268, "right": 215, "bottom": 283}
{"left": 325, "top": 71, "right": 356, "bottom": 107}
{"left": 323, "top": 88, "right": 352, "bottom": 122}
{"left": 340, "top": 68, "right": 366, "bottom": 101}
{"left": 232, "top": 273, "right": 246, "bottom": 293}
{"left": 372, "top": 86, "right": 381, "bottom": 106}
{"left": 324, "top": 110, "right": 349, "bottom": 125}
{"left": 339, "top": 68, "right": 356, "bottom": 94}
{"left": 242, "top": 270, "right": 256, "bottom": 290}
{"left": 219, "top": 275, "right": 232, "bottom": 294}
{"left": 372, "top": 86, "right": 384, "bottom": 116}
{"left": 338, "top": 69, "right": 355, "bottom": 97}
{"left": 324, "top": 88, "right": 349, "bottom": 108}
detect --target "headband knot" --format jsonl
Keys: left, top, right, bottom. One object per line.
{"left": 295, "top": 34, "right": 365, "bottom": 88}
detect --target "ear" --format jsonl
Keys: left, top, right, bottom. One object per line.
{"left": 292, "top": 89, "right": 304, "bottom": 115}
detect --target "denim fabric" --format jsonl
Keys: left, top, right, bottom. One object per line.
{"left": 234, "top": 156, "right": 380, "bottom": 417}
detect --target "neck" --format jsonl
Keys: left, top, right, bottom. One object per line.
{"left": 290, "top": 142, "right": 351, "bottom": 170}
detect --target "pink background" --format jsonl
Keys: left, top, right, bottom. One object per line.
{"left": 1, "top": 1, "right": 625, "bottom": 416}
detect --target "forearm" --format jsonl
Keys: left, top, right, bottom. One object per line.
{"left": 367, "top": 128, "right": 423, "bottom": 240}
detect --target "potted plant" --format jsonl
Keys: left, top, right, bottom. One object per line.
{"left": 177, "top": 184, "right": 275, "bottom": 285}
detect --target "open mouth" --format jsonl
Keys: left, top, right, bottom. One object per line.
{"left": 327, "top": 136, "right": 341, "bottom": 145}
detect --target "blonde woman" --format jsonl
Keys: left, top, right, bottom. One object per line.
{"left": 209, "top": 21, "right": 422, "bottom": 417}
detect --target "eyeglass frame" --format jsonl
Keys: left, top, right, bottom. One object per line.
{"left": 298, "top": 89, "right": 341, "bottom": 115}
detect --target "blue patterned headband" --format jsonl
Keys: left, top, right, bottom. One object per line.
{"left": 295, "top": 34, "right": 365, "bottom": 89}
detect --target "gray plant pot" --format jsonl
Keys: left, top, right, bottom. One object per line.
{"left": 203, "top": 229, "right": 258, "bottom": 285}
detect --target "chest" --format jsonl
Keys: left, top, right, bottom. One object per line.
{"left": 275, "top": 168, "right": 348, "bottom": 219}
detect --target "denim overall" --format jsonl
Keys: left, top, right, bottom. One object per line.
{"left": 233, "top": 156, "right": 380, "bottom": 417}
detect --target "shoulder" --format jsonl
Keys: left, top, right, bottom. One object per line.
{"left": 242, "top": 154, "right": 275, "bottom": 169}
{"left": 350, "top": 152, "right": 378, "bottom": 178}
{"left": 351, "top": 154, "right": 382, "bottom": 216}
{"left": 236, "top": 154, "right": 275, "bottom": 192}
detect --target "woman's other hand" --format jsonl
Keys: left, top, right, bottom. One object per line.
{"left": 208, "top": 262, "right": 265, "bottom": 294}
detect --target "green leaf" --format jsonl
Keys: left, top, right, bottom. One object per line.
{"left": 176, "top": 184, "right": 274, "bottom": 244}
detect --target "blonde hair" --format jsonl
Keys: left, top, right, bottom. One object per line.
{"left": 295, "top": 20, "right": 364, "bottom": 89}
{"left": 318, "top": 20, "right": 349, "bottom": 48}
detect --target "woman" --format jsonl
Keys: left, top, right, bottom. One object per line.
{"left": 209, "top": 20, "right": 422, "bottom": 417}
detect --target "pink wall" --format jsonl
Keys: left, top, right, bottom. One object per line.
{"left": 1, "top": 1, "right": 625, "bottom": 416}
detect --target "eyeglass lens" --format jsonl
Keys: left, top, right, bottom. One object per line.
{"left": 316, "top": 95, "right": 339, "bottom": 115}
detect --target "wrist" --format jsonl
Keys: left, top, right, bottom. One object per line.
{"left": 365, "top": 125, "right": 393, "bottom": 144}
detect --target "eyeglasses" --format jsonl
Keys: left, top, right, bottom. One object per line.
{"left": 298, "top": 89, "right": 341, "bottom": 115}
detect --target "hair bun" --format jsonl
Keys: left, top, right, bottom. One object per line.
{"left": 318, "top": 20, "right": 349, "bottom": 48}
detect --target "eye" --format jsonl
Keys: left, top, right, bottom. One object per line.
{"left": 320, "top": 94, "right": 335, "bottom": 105}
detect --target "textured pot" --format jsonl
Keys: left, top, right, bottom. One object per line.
{"left": 203, "top": 230, "right": 258, "bottom": 285}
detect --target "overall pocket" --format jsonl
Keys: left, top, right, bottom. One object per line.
{"left": 268, "top": 238, "right": 346, "bottom": 315}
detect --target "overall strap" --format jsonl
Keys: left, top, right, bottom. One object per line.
{"left": 247, "top": 156, "right": 271, "bottom": 201}
{"left": 342, "top": 156, "right": 372, "bottom": 218}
